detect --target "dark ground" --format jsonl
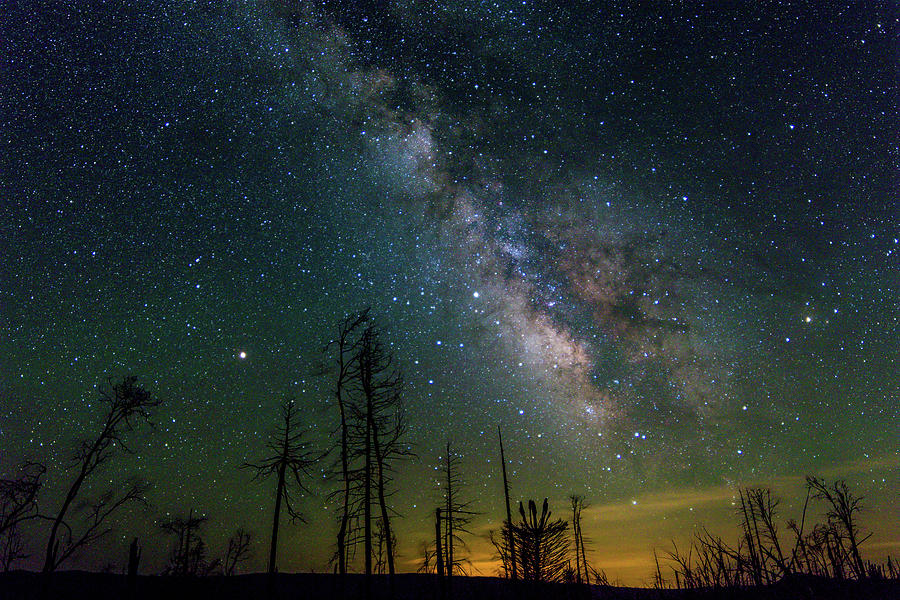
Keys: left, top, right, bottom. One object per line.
{"left": 1, "top": 571, "right": 897, "bottom": 600}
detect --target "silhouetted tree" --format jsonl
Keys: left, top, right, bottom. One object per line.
{"left": 223, "top": 528, "right": 252, "bottom": 576}
{"left": 417, "top": 539, "right": 436, "bottom": 574}
{"left": 438, "top": 441, "right": 477, "bottom": 583}
{"left": 1, "top": 461, "right": 45, "bottom": 535}
{"left": 1, "top": 523, "right": 27, "bottom": 572}
{"left": 160, "top": 509, "right": 219, "bottom": 576}
{"left": 737, "top": 487, "right": 790, "bottom": 584}
{"left": 807, "top": 476, "right": 869, "bottom": 579}
{"left": 511, "top": 498, "right": 569, "bottom": 583}
{"left": 435, "top": 507, "right": 445, "bottom": 578}
{"left": 570, "top": 495, "right": 591, "bottom": 585}
{"left": 325, "top": 309, "right": 369, "bottom": 575}
{"left": 1, "top": 461, "right": 45, "bottom": 571}
{"left": 58, "top": 481, "right": 150, "bottom": 571}
{"left": 488, "top": 528, "right": 512, "bottom": 578}
{"left": 244, "top": 399, "right": 318, "bottom": 587}
{"left": 373, "top": 516, "right": 396, "bottom": 574}
{"left": 324, "top": 311, "right": 411, "bottom": 590}
{"left": 360, "top": 326, "right": 400, "bottom": 576}
{"left": 351, "top": 322, "right": 410, "bottom": 600}
{"left": 497, "top": 427, "right": 517, "bottom": 580}
{"left": 42, "top": 376, "right": 159, "bottom": 572}
{"left": 658, "top": 477, "right": 885, "bottom": 589}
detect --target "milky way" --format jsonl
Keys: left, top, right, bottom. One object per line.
{"left": 1, "top": 0, "right": 896, "bottom": 583}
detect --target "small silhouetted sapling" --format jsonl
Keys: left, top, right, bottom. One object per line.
{"left": 511, "top": 498, "right": 569, "bottom": 583}
{"left": 224, "top": 528, "right": 253, "bottom": 576}
{"left": 160, "top": 509, "right": 219, "bottom": 576}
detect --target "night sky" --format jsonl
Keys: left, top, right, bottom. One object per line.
{"left": 1, "top": 1, "right": 897, "bottom": 585}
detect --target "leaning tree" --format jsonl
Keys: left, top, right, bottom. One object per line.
{"left": 42, "top": 376, "right": 159, "bottom": 573}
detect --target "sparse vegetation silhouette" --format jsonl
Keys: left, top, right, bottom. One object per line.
{"left": 41, "top": 376, "right": 158, "bottom": 573}
{"left": 657, "top": 476, "right": 893, "bottom": 592}
{"left": 159, "top": 509, "right": 219, "bottom": 577}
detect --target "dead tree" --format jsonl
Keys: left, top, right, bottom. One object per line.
{"left": 160, "top": 509, "right": 219, "bottom": 576}
{"left": 349, "top": 322, "right": 410, "bottom": 600}
{"left": 224, "top": 528, "right": 253, "bottom": 576}
{"left": 1, "top": 461, "right": 45, "bottom": 536}
{"left": 435, "top": 508, "right": 445, "bottom": 577}
{"left": 57, "top": 480, "right": 149, "bottom": 570}
{"left": 1, "top": 461, "right": 45, "bottom": 571}
{"left": 244, "top": 399, "right": 319, "bottom": 583}
{"left": 438, "top": 441, "right": 477, "bottom": 582}
{"left": 1, "top": 523, "right": 27, "bottom": 572}
{"left": 807, "top": 477, "right": 869, "bottom": 579}
{"left": 497, "top": 427, "right": 517, "bottom": 580}
{"left": 417, "top": 539, "right": 436, "bottom": 574}
{"left": 742, "top": 487, "right": 789, "bottom": 579}
{"left": 325, "top": 309, "right": 369, "bottom": 575}
{"left": 371, "top": 391, "right": 411, "bottom": 578}
{"left": 126, "top": 538, "right": 141, "bottom": 593}
{"left": 325, "top": 310, "right": 411, "bottom": 585}
{"left": 570, "top": 495, "right": 591, "bottom": 585}
{"left": 42, "top": 376, "right": 159, "bottom": 573}
{"left": 342, "top": 322, "right": 410, "bottom": 585}
{"left": 488, "top": 528, "right": 515, "bottom": 578}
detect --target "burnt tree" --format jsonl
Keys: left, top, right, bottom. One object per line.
{"left": 42, "top": 376, "right": 158, "bottom": 573}
{"left": 497, "top": 427, "right": 517, "bottom": 580}
{"left": 325, "top": 309, "right": 369, "bottom": 575}
{"left": 244, "top": 399, "right": 318, "bottom": 585}
{"left": 352, "top": 322, "right": 409, "bottom": 592}
{"left": 160, "top": 509, "right": 219, "bottom": 576}
{"left": 223, "top": 528, "right": 253, "bottom": 576}
{"left": 438, "top": 441, "right": 476, "bottom": 583}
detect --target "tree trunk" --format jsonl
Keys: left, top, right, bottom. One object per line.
{"left": 373, "top": 425, "right": 395, "bottom": 576}
{"left": 498, "top": 427, "right": 517, "bottom": 580}
{"left": 573, "top": 515, "right": 582, "bottom": 584}
{"left": 336, "top": 389, "right": 350, "bottom": 576}
{"left": 269, "top": 461, "right": 286, "bottom": 576}
{"left": 435, "top": 508, "right": 444, "bottom": 577}
{"left": 42, "top": 462, "right": 91, "bottom": 572}
{"left": 362, "top": 355, "right": 373, "bottom": 599}
{"left": 445, "top": 442, "right": 453, "bottom": 585}
{"left": 579, "top": 517, "right": 588, "bottom": 583}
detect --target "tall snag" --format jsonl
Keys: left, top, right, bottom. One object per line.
{"left": 325, "top": 311, "right": 410, "bottom": 596}
{"left": 570, "top": 495, "right": 590, "bottom": 584}
{"left": 438, "top": 441, "right": 477, "bottom": 585}
{"left": 325, "top": 309, "right": 369, "bottom": 575}
{"left": 497, "top": 426, "right": 517, "bottom": 580}
{"left": 806, "top": 476, "right": 869, "bottom": 579}
{"left": 353, "top": 323, "right": 409, "bottom": 586}
{"left": 244, "top": 399, "right": 318, "bottom": 589}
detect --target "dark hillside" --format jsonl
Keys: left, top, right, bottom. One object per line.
{"left": 1, "top": 571, "right": 897, "bottom": 600}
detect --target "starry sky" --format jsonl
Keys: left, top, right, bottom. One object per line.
{"left": 1, "top": 0, "right": 897, "bottom": 585}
